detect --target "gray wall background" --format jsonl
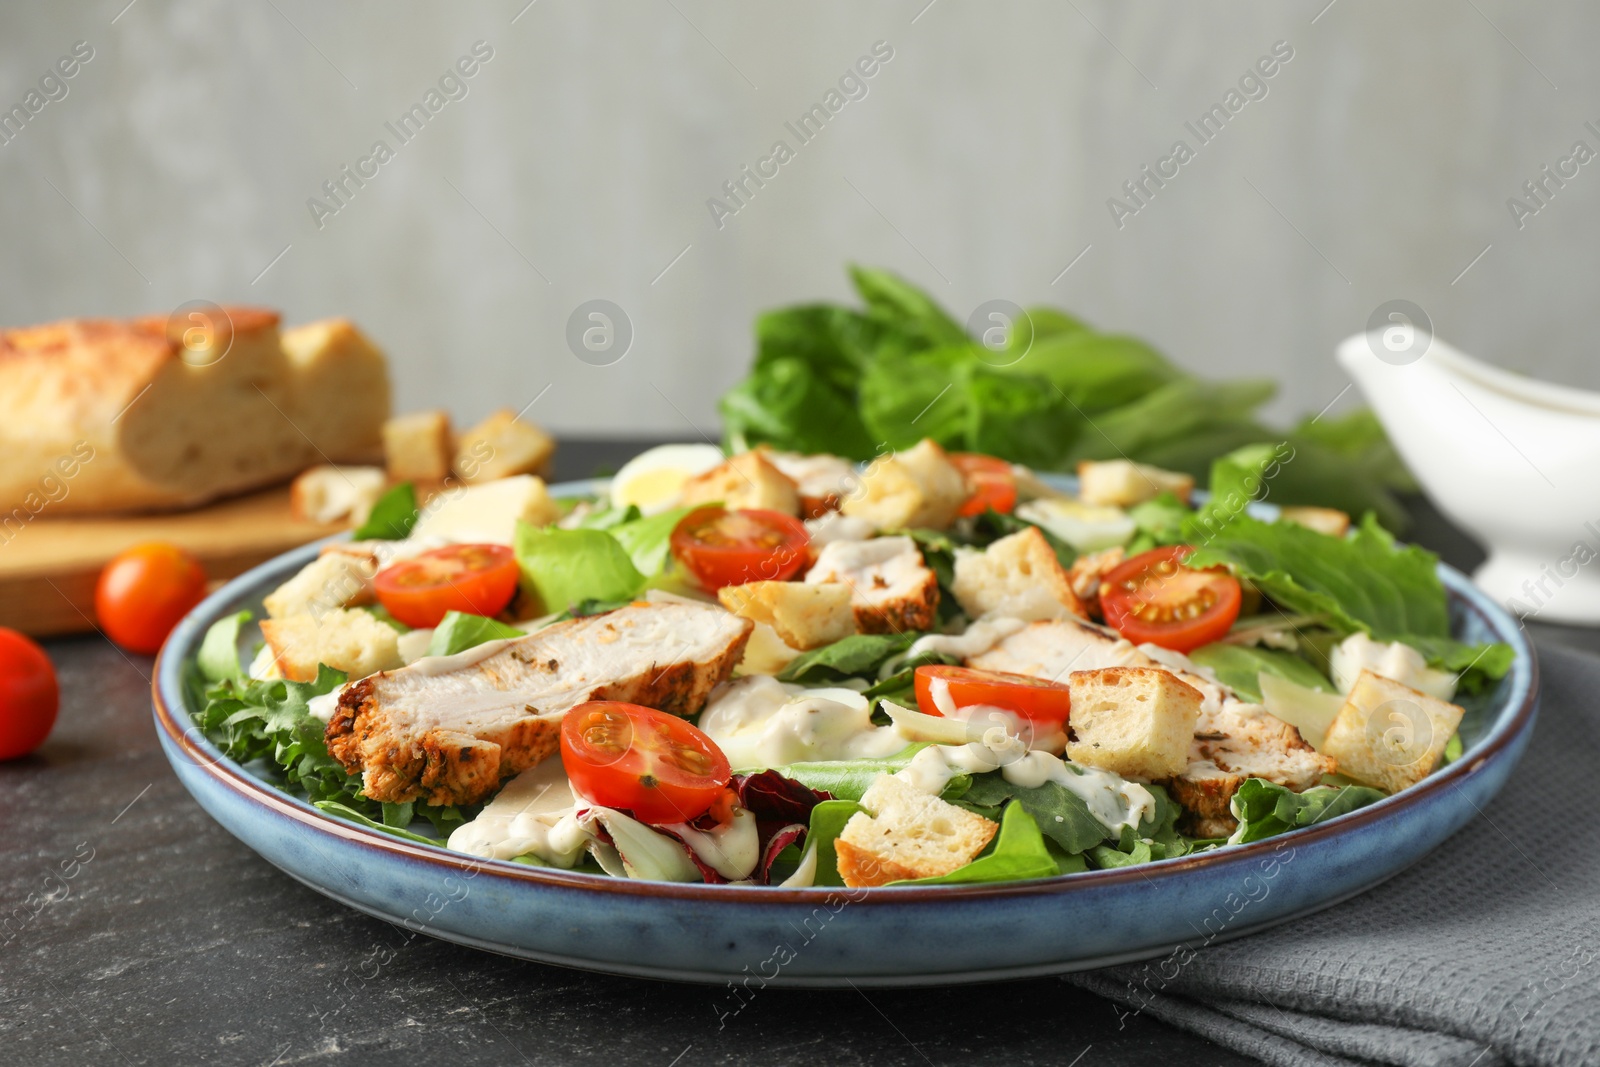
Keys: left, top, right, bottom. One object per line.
{"left": 1, "top": 1, "right": 1594, "bottom": 439}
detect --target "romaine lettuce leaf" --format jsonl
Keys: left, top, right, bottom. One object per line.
{"left": 997, "top": 331, "right": 1180, "bottom": 413}
{"left": 426, "top": 612, "right": 524, "bottom": 658}
{"left": 954, "top": 773, "right": 1180, "bottom": 855}
{"left": 609, "top": 506, "right": 693, "bottom": 578}
{"left": 197, "top": 610, "right": 251, "bottom": 683}
{"left": 351, "top": 482, "right": 419, "bottom": 541}
{"left": 800, "top": 798, "right": 866, "bottom": 887}
{"left": 776, "top": 632, "right": 921, "bottom": 684}
{"left": 1184, "top": 512, "right": 1511, "bottom": 682}
{"left": 512, "top": 522, "right": 644, "bottom": 614}
{"left": 848, "top": 264, "right": 969, "bottom": 348}
{"left": 720, "top": 356, "right": 878, "bottom": 460}
{"left": 1187, "top": 643, "right": 1334, "bottom": 703}
{"left": 1228, "top": 778, "right": 1386, "bottom": 844}
{"left": 770, "top": 747, "right": 946, "bottom": 803}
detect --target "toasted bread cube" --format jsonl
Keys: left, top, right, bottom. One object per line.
{"left": 290, "top": 465, "right": 388, "bottom": 525}
{"left": 840, "top": 438, "right": 968, "bottom": 530}
{"left": 835, "top": 774, "right": 998, "bottom": 887}
{"left": 263, "top": 553, "right": 379, "bottom": 619}
{"left": 260, "top": 608, "right": 403, "bottom": 683}
{"left": 679, "top": 451, "right": 801, "bottom": 515}
{"left": 454, "top": 409, "right": 555, "bottom": 484}
{"left": 805, "top": 536, "right": 939, "bottom": 633}
{"left": 1076, "top": 459, "right": 1194, "bottom": 508}
{"left": 718, "top": 580, "right": 855, "bottom": 650}
{"left": 411, "top": 474, "right": 559, "bottom": 545}
{"left": 383, "top": 410, "right": 453, "bottom": 482}
{"left": 1320, "top": 670, "right": 1463, "bottom": 793}
{"left": 1066, "top": 666, "right": 1202, "bottom": 780}
{"left": 1279, "top": 506, "right": 1352, "bottom": 538}
{"left": 951, "top": 527, "right": 1086, "bottom": 622}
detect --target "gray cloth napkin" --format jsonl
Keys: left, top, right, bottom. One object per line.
{"left": 1068, "top": 640, "right": 1600, "bottom": 1067}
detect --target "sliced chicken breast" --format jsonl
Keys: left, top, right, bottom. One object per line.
{"left": 805, "top": 535, "right": 939, "bottom": 633}
{"left": 327, "top": 601, "right": 752, "bottom": 805}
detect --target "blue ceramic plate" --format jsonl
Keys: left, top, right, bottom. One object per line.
{"left": 153, "top": 478, "right": 1539, "bottom": 986}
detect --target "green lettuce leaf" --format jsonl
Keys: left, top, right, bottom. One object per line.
{"left": 753, "top": 304, "right": 918, "bottom": 393}
{"left": 891, "top": 802, "right": 1057, "bottom": 886}
{"left": 719, "top": 355, "right": 878, "bottom": 460}
{"left": 609, "top": 506, "right": 693, "bottom": 578}
{"left": 352, "top": 482, "right": 419, "bottom": 541}
{"left": 197, "top": 610, "right": 251, "bottom": 683}
{"left": 1187, "top": 643, "right": 1334, "bottom": 703}
{"left": 513, "top": 522, "right": 644, "bottom": 614}
{"left": 802, "top": 799, "right": 866, "bottom": 887}
{"left": 848, "top": 264, "right": 969, "bottom": 348}
{"left": 426, "top": 612, "right": 525, "bottom": 658}
{"left": 1228, "top": 778, "right": 1387, "bottom": 844}
{"left": 770, "top": 747, "right": 958, "bottom": 803}
{"left": 998, "top": 332, "right": 1181, "bottom": 414}
{"left": 776, "top": 632, "right": 921, "bottom": 685}
{"left": 954, "top": 772, "right": 1179, "bottom": 855}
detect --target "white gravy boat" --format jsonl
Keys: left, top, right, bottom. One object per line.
{"left": 1338, "top": 330, "right": 1600, "bottom": 624}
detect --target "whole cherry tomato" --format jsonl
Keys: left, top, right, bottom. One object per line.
{"left": 96, "top": 542, "right": 208, "bottom": 655}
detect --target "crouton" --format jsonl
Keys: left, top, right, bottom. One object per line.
{"left": 1076, "top": 459, "right": 1194, "bottom": 508}
{"left": 805, "top": 536, "right": 939, "bottom": 633}
{"left": 383, "top": 410, "right": 453, "bottom": 482}
{"left": 263, "top": 553, "right": 379, "bottom": 619}
{"left": 1066, "top": 546, "right": 1125, "bottom": 608}
{"left": 411, "top": 474, "right": 560, "bottom": 545}
{"left": 1320, "top": 670, "right": 1464, "bottom": 793}
{"left": 835, "top": 773, "right": 998, "bottom": 887}
{"left": 840, "top": 438, "right": 968, "bottom": 530}
{"left": 679, "top": 451, "right": 801, "bottom": 515}
{"left": 1279, "top": 506, "right": 1352, "bottom": 538}
{"left": 1066, "top": 666, "right": 1202, "bottom": 780}
{"left": 289, "top": 465, "right": 388, "bottom": 525}
{"left": 260, "top": 608, "right": 403, "bottom": 683}
{"left": 454, "top": 409, "right": 555, "bottom": 484}
{"left": 951, "top": 527, "right": 1086, "bottom": 622}
{"left": 717, "top": 580, "right": 855, "bottom": 650}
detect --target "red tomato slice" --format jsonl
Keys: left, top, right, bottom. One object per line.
{"left": 372, "top": 544, "right": 521, "bottom": 629}
{"left": 1098, "top": 545, "right": 1242, "bottom": 653}
{"left": 96, "top": 542, "right": 209, "bottom": 655}
{"left": 0, "top": 628, "right": 59, "bottom": 760}
{"left": 951, "top": 453, "right": 1018, "bottom": 517}
{"left": 913, "top": 664, "right": 1073, "bottom": 725}
{"left": 560, "top": 701, "right": 732, "bottom": 824}
{"left": 669, "top": 507, "right": 809, "bottom": 591}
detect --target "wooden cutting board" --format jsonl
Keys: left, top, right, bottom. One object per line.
{"left": 0, "top": 485, "right": 344, "bottom": 639}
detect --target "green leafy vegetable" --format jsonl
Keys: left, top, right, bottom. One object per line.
{"left": 351, "top": 482, "right": 419, "bottom": 541}
{"left": 1228, "top": 778, "right": 1386, "bottom": 844}
{"left": 426, "top": 612, "right": 525, "bottom": 658}
{"left": 801, "top": 799, "right": 865, "bottom": 887}
{"left": 891, "top": 802, "right": 1057, "bottom": 886}
{"left": 609, "top": 506, "right": 693, "bottom": 578}
{"left": 513, "top": 522, "right": 644, "bottom": 614}
{"left": 776, "top": 632, "right": 921, "bottom": 685}
{"left": 314, "top": 801, "right": 439, "bottom": 845}
{"left": 770, "top": 746, "right": 966, "bottom": 802}
{"left": 1187, "top": 643, "right": 1334, "bottom": 703}
{"left": 848, "top": 264, "right": 969, "bottom": 348}
{"left": 1185, "top": 512, "right": 1511, "bottom": 683}
{"left": 954, "top": 772, "right": 1180, "bottom": 856}
{"left": 197, "top": 610, "right": 251, "bottom": 683}
{"left": 721, "top": 356, "right": 878, "bottom": 460}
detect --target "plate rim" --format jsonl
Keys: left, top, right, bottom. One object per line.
{"left": 153, "top": 477, "right": 1540, "bottom": 905}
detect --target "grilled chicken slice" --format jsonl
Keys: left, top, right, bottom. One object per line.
{"left": 968, "top": 617, "right": 1333, "bottom": 833}
{"left": 805, "top": 535, "right": 939, "bottom": 633}
{"left": 327, "top": 601, "right": 752, "bottom": 806}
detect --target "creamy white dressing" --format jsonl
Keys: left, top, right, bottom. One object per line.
{"left": 660, "top": 809, "right": 761, "bottom": 881}
{"left": 396, "top": 628, "right": 436, "bottom": 665}
{"left": 402, "top": 636, "right": 523, "bottom": 677}
{"left": 448, "top": 761, "right": 590, "bottom": 864}
{"left": 307, "top": 685, "right": 346, "bottom": 723}
{"left": 779, "top": 842, "right": 819, "bottom": 888}
{"left": 698, "top": 676, "right": 907, "bottom": 768}
{"left": 804, "top": 511, "right": 875, "bottom": 546}
{"left": 907, "top": 616, "right": 1027, "bottom": 661}
{"left": 896, "top": 741, "right": 1155, "bottom": 835}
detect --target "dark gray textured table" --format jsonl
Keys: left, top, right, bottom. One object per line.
{"left": 2, "top": 439, "right": 1588, "bottom": 1067}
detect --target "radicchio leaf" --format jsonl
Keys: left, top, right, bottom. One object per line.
{"left": 760, "top": 823, "right": 808, "bottom": 885}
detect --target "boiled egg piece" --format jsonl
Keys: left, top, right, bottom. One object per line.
{"left": 1014, "top": 497, "right": 1136, "bottom": 552}
{"left": 609, "top": 443, "right": 725, "bottom": 513}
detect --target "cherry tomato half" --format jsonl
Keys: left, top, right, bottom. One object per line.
{"left": 669, "top": 507, "right": 809, "bottom": 591}
{"left": 914, "top": 664, "right": 1073, "bottom": 725}
{"left": 0, "top": 628, "right": 59, "bottom": 760}
{"left": 1098, "top": 545, "right": 1242, "bottom": 653}
{"left": 372, "top": 543, "right": 521, "bottom": 629}
{"left": 951, "top": 453, "right": 1018, "bottom": 518}
{"left": 560, "top": 701, "right": 732, "bottom": 824}
{"left": 96, "top": 542, "right": 209, "bottom": 655}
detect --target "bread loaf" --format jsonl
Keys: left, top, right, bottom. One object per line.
{"left": 0, "top": 309, "right": 389, "bottom": 514}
